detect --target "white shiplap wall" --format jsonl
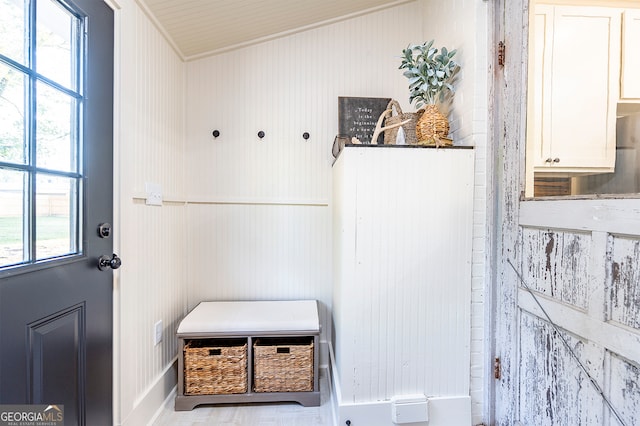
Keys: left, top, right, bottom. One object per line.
{"left": 332, "top": 147, "right": 475, "bottom": 408}
{"left": 185, "top": 2, "right": 424, "bottom": 202}
{"left": 114, "top": 1, "right": 187, "bottom": 425}
{"left": 111, "top": 0, "right": 490, "bottom": 424}
{"left": 420, "top": 0, "right": 490, "bottom": 424}
{"left": 185, "top": 1, "right": 425, "bottom": 365}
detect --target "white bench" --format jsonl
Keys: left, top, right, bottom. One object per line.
{"left": 174, "top": 300, "right": 321, "bottom": 411}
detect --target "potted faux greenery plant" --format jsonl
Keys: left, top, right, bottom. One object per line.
{"left": 399, "top": 40, "right": 459, "bottom": 146}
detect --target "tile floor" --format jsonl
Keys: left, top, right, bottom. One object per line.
{"left": 152, "top": 370, "right": 333, "bottom": 426}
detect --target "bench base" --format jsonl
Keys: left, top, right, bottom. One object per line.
{"left": 174, "top": 390, "right": 321, "bottom": 411}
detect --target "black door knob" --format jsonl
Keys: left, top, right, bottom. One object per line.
{"left": 98, "top": 253, "right": 122, "bottom": 271}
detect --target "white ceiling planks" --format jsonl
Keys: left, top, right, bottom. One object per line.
{"left": 138, "top": 0, "right": 410, "bottom": 59}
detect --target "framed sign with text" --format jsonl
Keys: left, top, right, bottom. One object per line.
{"left": 338, "top": 96, "right": 391, "bottom": 144}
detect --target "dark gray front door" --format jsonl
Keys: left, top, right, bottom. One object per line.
{"left": 0, "top": 0, "right": 114, "bottom": 425}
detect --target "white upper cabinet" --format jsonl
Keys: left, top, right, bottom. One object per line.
{"left": 621, "top": 9, "right": 640, "bottom": 100}
{"left": 529, "top": 5, "right": 620, "bottom": 175}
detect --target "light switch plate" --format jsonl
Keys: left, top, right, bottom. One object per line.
{"left": 145, "top": 182, "right": 163, "bottom": 206}
{"left": 154, "top": 320, "right": 163, "bottom": 346}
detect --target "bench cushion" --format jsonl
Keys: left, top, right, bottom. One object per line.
{"left": 177, "top": 300, "right": 319, "bottom": 336}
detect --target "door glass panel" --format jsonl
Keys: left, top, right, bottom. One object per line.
{"left": 36, "top": 81, "right": 77, "bottom": 172}
{"left": 0, "top": 168, "right": 27, "bottom": 267}
{"left": 526, "top": 1, "right": 640, "bottom": 198}
{"left": 36, "top": 174, "right": 78, "bottom": 260}
{"left": 0, "top": 0, "right": 83, "bottom": 270}
{"left": 36, "top": 0, "right": 79, "bottom": 90}
{"left": 0, "top": 62, "right": 27, "bottom": 164}
{"left": 0, "top": 0, "right": 27, "bottom": 65}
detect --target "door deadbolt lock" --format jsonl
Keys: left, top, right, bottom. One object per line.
{"left": 98, "top": 253, "right": 122, "bottom": 271}
{"left": 98, "top": 223, "right": 112, "bottom": 238}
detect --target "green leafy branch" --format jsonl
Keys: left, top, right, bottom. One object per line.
{"left": 399, "top": 40, "right": 460, "bottom": 108}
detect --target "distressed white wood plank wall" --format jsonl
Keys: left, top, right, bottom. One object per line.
{"left": 495, "top": 0, "right": 640, "bottom": 421}
{"left": 518, "top": 312, "right": 605, "bottom": 425}
{"left": 515, "top": 221, "right": 640, "bottom": 425}
{"left": 521, "top": 228, "right": 590, "bottom": 310}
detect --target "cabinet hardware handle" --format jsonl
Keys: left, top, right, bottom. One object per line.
{"left": 553, "top": 158, "right": 560, "bottom": 163}
{"left": 545, "top": 158, "right": 552, "bottom": 163}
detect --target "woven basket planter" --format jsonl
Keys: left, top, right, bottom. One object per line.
{"left": 184, "top": 340, "right": 248, "bottom": 395}
{"left": 416, "top": 104, "right": 452, "bottom": 146}
{"left": 253, "top": 338, "right": 314, "bottom": 393}
{"left": 383, "top": 100, "right": 422, "bottom": 145}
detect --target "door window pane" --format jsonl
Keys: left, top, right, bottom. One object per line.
{"left": 0, "top": 0, "right": 27, "bottom": 65}
{"left": 526, "top": 2, "right": 640, "bottom": 198}
{"left": 0, "top": 0, "right": 84, "bottom": 270}
{"left": 36, "top": 174, "right": 78, "bottom": 260}
{"left": 36, "top": 81, "right": 77, "bottom": 172}
{"left": 36, "top": 0, "right": 79, "bottom": 90}
{"left": 0, "top": 168, "right": 27, "bottom": 267}
{"left": 0, "top": 62, "right": 27, "bottom": 164}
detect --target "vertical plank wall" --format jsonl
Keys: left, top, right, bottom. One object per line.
{"left": 420, "top": 1, "right": 490, "bottom": 422}
{"left": 184, "top": 2, "right": 424, "bottom": 367}
{"left": 332, "top": 147, "right": 475, "bottom": 413}
{"left": 110, "top": 0, "right": 491, "bottom": 424}
{"left": 114, "top": 1, "right": 188, "bottom": 425}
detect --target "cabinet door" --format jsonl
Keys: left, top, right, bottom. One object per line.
{"left": 534, "top": 6, "right": 620, "bottom": 173}
{"left": 621, "top": 9, "right": 640, "bottom": 100}
{"left": 530, "top": 5, "right": 553, "bottom": 169}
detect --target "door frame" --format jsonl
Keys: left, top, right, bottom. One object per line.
{"left": 487, "top": 0, "right": 505, "bottom": 424}
{"left": 102, "top": 0, "right": 121, "bottom": 424}
{"left": 492, "top": 0, "right": 531, "bottom": 422}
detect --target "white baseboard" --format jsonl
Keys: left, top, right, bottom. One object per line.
{"left": 120, "top": 358, "right": 177, "bottom": 426}
{"left": 328, "top": 342, "right": 471, "bottom": 426}
{"left": 119, "top": 341, "right": 329, "bottom": 426}
{"left": 328, "top": 342, "right": 340, "bottom": 426}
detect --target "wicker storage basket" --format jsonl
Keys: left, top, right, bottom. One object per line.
{"left": 383, "top": 100, "right": 421, "bottom": 145}
{"left": 253, "top": 337, "right": 314, "bottom": 393}
{"left": 416, "top": 104, "right": 452, "bottom": 146}
{"left": 184, "top": 339, "right": 248, "bottom": 395}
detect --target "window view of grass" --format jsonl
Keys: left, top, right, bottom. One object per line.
{"left": 0, "top": 216, "right": 23, "bottom": 244}
{"left": 0, "top": 216, "right": 69, "bottom": 244}
{"left": 0, "top": 215, "right": 71, "bottom": 266}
